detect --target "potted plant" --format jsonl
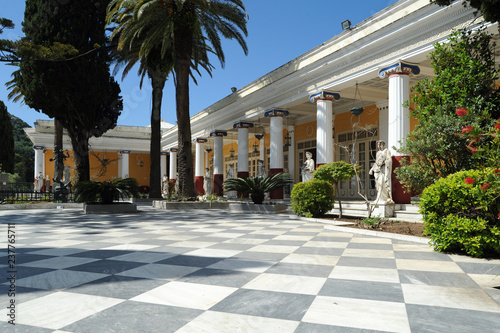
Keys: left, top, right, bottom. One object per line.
{"left": 74, "top": 178, "right": 140, "bottom": 210}
{"left": 224, "top": 172, "right": 293, "bottom": 204}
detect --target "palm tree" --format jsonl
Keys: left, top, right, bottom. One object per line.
{"left": 106, "top": 0, "right": 248, "bottom": 199}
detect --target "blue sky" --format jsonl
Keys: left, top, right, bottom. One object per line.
{"left": 1, "top": 0, "right": 398, "bottom": 128}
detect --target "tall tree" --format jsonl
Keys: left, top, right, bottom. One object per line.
{"left": 395, "top": 29, "right": 500, "bottom": 194}
{"left": 431, "top": 0, "right": 500, "bottom": 26}
{"left": 10, "top": 114, "right": 34, "bottom": 182}
{"left": 107, "top": 0, "right": 248, "bottom": 199}
{"left": 0, "top": 101, "right": 15, "bottom": 173}
{"left": 13, "top": 1, "right": 122, "bottom": 183}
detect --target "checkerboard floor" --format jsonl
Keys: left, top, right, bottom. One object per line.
{"left": 0, "top": 205, "right": 499, "bottom": 332}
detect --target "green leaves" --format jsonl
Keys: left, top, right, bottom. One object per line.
{"left": 74, "top": 177, "right": 140, "bottom": 204}
{"left": 291, "top": 179, "right": 334, "bottom": 218}
{"left": 224, "top": 172, "right": 293, "bottom": 196}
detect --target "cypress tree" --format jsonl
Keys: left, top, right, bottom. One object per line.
{"left": 0, "top": 101, "right": 14, "bottom": 173}
{"left": 14, "top": 0, "right": 122, "bottom": 183}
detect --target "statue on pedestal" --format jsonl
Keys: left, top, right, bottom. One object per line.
{"left": 257, "top": 159, "right": 266, "bottom": 178}
{"left": 369, "top": 140, "right": 394, "bottom": 204}
{"left": 301, "top": 151, "right": 315, "bottom": 182}
{"left": 226, "top": 163, "right": 236, "bottom": 198}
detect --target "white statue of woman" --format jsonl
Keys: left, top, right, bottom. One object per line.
{"left": 369, "top": 140, "right": 394, "bottom": 204}
{"left": 204, "top": 168, "right": 212, "bottom": 196}
{"left": 226, "top": 163, "right": 236, "bottom": 198}
{"left": 257, "top": 159, "right": 266, "bottom": 178}
{"left": 34, "top": 172, "right": 44, "bottom": 192}
{"left": 162, "top": 174, "right": 169, "bottom": 197}
{"left": 301, "top": 151, "right": 315, "bottom": 182}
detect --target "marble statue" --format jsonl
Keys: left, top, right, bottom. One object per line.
{"left": 204, "top": 168, "right": 212, "bottom": 196}
{"left": 301, "top": 151, "right": 315, "bottom": 182}
{"left": 369, "top": 140, "right": 394, "bottom": 204}
{"left": 226, "top": 163, "right": 236, "bottom": 198}
{"left": 34, "top": 172, "right": 44, "bottom": 192}
{"left": 257, "top": 159, "right": 266, "bottom": 178}
{"left": 162, "top": 174, "right": 169, "bottom": 197}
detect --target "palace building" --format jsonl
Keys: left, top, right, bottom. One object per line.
{"left": 25, "top": 0, "right": 500, "bottom": 203}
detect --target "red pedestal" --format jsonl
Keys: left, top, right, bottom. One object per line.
{"left": 213, "top": 174, "right": 224, "bottom": 196}
{"left": 195, "top": 176, "right": 204, "bottom": 196}
{"left": 269, "top": 168, "right": 283, "bottom": 199}
{"left": 392, "top": 156, "right": 411, "bottom": 204}
{"left": 316, "top": 163, "right": 325, "bottom": 168}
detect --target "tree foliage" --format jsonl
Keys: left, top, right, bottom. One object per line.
{"left": 14, "top": 1, "right": 123, "bottom": 183}
{"left": 431, "top": 0, "right": 500, "bottom": 26}
{"left": 107, "top": 0, "right": 248, "bottom": 199}
{"left": 10, "top": 114, "right": 34, "bottom": 182}
{"left": 395, "top": 29, "right": 500, "bottom": 194}
{"left": 0, "top": 101, "right": 15, "bottom": 173}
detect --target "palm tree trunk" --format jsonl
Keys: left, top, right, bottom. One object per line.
{"left": 173, "top": 17, "right": 196, "bottom": 200}
{"left": 53, "top": 118, "right": 64, "bottom": 184}
{"left": 149, "top": 72, "right": 165, "bottom": 198}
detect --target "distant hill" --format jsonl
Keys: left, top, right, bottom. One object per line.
{"left": 10, "top": 114, "right": 34, "bottom": 182}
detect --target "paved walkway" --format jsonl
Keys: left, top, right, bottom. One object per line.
{"left": 0, "top": 205, "right": 499, "bottom": 332}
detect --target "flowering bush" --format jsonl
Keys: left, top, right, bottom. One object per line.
{"left": 420, "top": 168, "right": 500, "bottom": 257}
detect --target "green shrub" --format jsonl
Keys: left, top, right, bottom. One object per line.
{"left": 420, "top": 168, "right": 500, "bottom": 257}
{"left": 291, "top": 179, "right": 334, "bottom": 217}
{"left": 74, "top": 178, "right": 140, "bottom": 204}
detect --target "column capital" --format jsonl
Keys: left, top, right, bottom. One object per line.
{"left": 193, "top": 138, "right": 208, "bottom": 143}
{"left": 161, "top": 151, "right": 168, "bottom": 155}
{"left": 378, "top": 61, "right": 420, "bottom": 78}
{"left": 168, "top": 148, "right": 178, "bottom": 153}
{"left": 120, "top": 150, "right": 131, "bottom": 154}
{"left": 265, "top": 109, "right": 289, "bottom": 118}
{"left": 33, "top": 145, "right": 45, "bottom": 151}
{"left": 309, "top": 91, "right": 340, "bottom": 103}
{"left": 210, "top": 130, "right": 227, "bottom": 137}
{"left": 233, "top": 121, "right": 254, "bottom": 129}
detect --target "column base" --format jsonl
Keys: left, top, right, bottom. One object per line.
{"left": 391, "top": 156, "right": 411, "bottom": 204}
{"left": 213, "top": 174, "right": 224, "bottom": 196}
{"left": 269, "top": 168, "right": 283, "bottom": 200}
{"left": 195, "top": 176, "right": 204, "bottom": 196}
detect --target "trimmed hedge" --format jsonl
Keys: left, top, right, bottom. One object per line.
{"left": 291, "top": 179, "right": 334, "bottom": 218}
{"left": 420, "top": 168, "right": 500, "bottom": 257}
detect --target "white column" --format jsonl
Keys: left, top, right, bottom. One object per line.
{"left": 234, "top": 122, "right": 253, "bottom": 177}
{"left": 259, "top": 135, "right": 265, "bottom": 161}
{"left": 378, "top": 61, "right": 420, "bottom": 155}
{"left": 160, "top": 152, "right": 168, "bottom": 179}
{"left": 33, "top": 146, "right": 45, "bottom": 179}
{"left": 309, "top": 91, "right": 340, "bottom": 165}
{"left": 376, "top": 101, "right": 389, "bottom": 145}
{"left": 267, "top": 111, "right": 286, "bottom": 172}
{"left": 195, "top": 139, "right": 206, "bottom": 178}
{"left": 210, "top": 131, "right": 227, "bottom": 196}
{"left": 120, "top": 150, "right": 130, "bottom": 178}
{"left": 169, "top": 148, "right": 178, "bottom": 180}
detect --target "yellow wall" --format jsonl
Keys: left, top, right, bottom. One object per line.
{"left": 129, "top": 152, "right": 150, "bottom": 186}
{"left": 335, "top": 104, "right": 379, "bottom": 133}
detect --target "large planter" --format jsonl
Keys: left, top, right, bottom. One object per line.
{"left": 229, "top": 203, "right": 287, "bottom": 214}
{"left": 153, "top": 201, "right": 230, "bottom": 210}
{"left": 83, "top": 202, "right": 137, "bottom": 214}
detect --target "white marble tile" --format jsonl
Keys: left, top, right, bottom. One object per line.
{"left": 132, "top": 281, "right": 236, "bottom": 310}
{"left": 184, "top": 248, "right": 242, "bottom": 258}
{"left": 206, "top": 232, "right": 246, "bottom": 238}
{"left": 468, "top": 273, "right": 500, "bottom": 289}
{"left": 98, "top": 237, "right": 149, "bottom": 244}
{"left": 157, "top": 234, "right": 198, "bottom": 241}
{"left": 168, "top": 241, "right": 218, "bottom": 248}
{"left": 402, "top": 284, "right": 500, "bottom": 313}
{"left": 273, "top": 235, "right": 315, "bottom": 241}
{"left": 247, "top": 245, "right": 300, "bottom": 253}
{"left": 15, "top": 270, "right": 108, "bottom": 290}
{"left": 108, "top": 251, "right": 176, "bottom": 263}
{"left": 317, "top": 231, "right": 353, "bottom": 238}
{"left": 449, "top": 254, "right": 500, "bottom": 264}
{"left": 31, "top": 239, "right": 90, "bottom": 248}
{"left": 102, "top": 243, "right": 159, "bottom": 251}
{"left": 329, "top": 266, "right": 400, "bottom": 283}
{"left": 18, "top": 257, "right": 99, "bottom": 269}
{"left": 393, "top": 243, "right": 434, "bottom": 252}
{"left": 342, "top": 248, "right": 395, "bottom": 259}
{"left": 176, "top": 310, "right": 299, "bottom": 333}
{"left": 303, "top": 241, "right": 349, "bottom": 249}
{"left": 243, "top": 273, "right": 326, "bottom": 295}
{"left": 191, "top": 228, "right": 226, "bottom": 233}
{"left": 250, "top": 229, "right": 287, "bottom": 235}
{"left": 118, "top": 263, "right": 200, "bottom": 280}
{"left": 302, "top": 296, "right": 411, "bottom": 332}
{"left": 0, "top": 291, "right": 123, "bottom": 329}
{"left": 26, "top": 248, "right": 89, "bottom": 256}
{"left": 222, "top": 238, "right": 267, "bottom": 245}
{"left": 350, "top": 237, "right": 393, "bottom": 244}
{"left": 396, "top": 259, "right": 463, "bottom": 273}
{"left": 207, "top": 258, "right": 274, "bottom": 273}
{"left": 281, "top": 253, "right": 339, "bottom": 266}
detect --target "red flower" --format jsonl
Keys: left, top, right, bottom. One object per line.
{"left": 464, "top": 177, "right": 475, "bottom": 184}
{"left": 498, "top": 212, "right": 500, "bottom": 219}
{"left": 495, "top": 124, "right": 500, "bottom": 131}
{"left": 481, "top": 183, "right": 490, "bottom": 190}
{"left": 470, "top": 147, "right": 477, "bottom": 154}
{"left": 495, "top": 169, "right": 500, "bottom": 175}
{"left": 462, "top": 126, "right": 473, "bottom": 133}
{"left": 455, "top": 108, "right": 468, "bottom": 116}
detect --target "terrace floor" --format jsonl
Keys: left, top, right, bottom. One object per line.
{"left": 0, "top": 205, "right": 499, "bottom": 332}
